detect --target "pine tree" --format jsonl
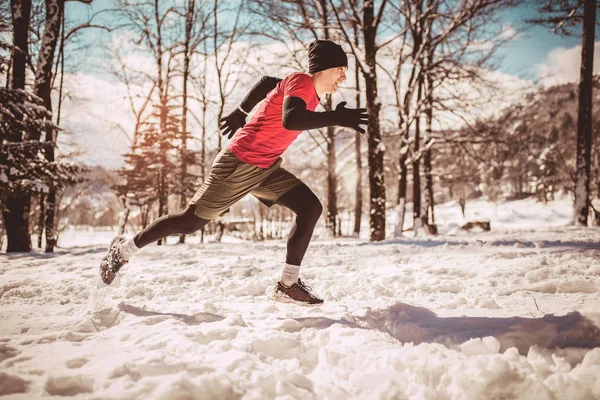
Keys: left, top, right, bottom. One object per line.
{"left": 1, "top": 88, "right": 84, "bottom": 251}
{"left": 116, "top": 103, "right": 182, "bottom": 243}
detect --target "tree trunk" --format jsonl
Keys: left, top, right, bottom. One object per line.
{"left": 353, "top": 40, "right": 363, "bottom": 237}
{"left": 157, "top": 170, "right": 166, "bottom": 246}
{"left": 424, "top": 140, "right": 435, "bottom": 224}
{"left": 597, "top": 148, "right": 600, "bottom": 226}
{"left": 34, "top": 0, "right": 64, "bottom": 252}
{"left": 44, "top": 190, "right": 56, "bottom": 251}
{"left": 199, "top": 46, "right": 209, "bottom": 245}
{"left": 153, "top": 0, "right": 168, "bottom": 246}
{"left": 411, "top": 1, "right": 426, "bottom": 231}
{"left": 34, "top": 0, "right": 63, "bottom": 124}
{"left": 37, "top": 194, "right": 45, "bottom": 248}
{"left": 317, "top": 0, "right": 337, "bottom": 237}
{"left": 363, "top": 2, "right": 385, "bottom": 241}
{"left": 3, "top": 0, "right": 33, "bottom": 252}
{"left": 213, "top": 0, "right": 225, "bottom": 151}
{"left": 179, "top": 0, "right": 194, "bottom": 244}
{"left": 395, "top": 138, "right": 408, "bottom": 237}
{"left": 353, "top": 133, "right": 363, "bottom": 236}
{"left": 3, "top": 195, "right": 31, "bottom": 252}
{"left": 48, "top": 14, "right": 66, "bottom": 251}
{"left": 573, "top": 0, "right": 596, "bottom": 226}
{"left": 10, "top": 0, "right": 31, "bottom": 89}
{"left": 394, "top": 44, "right": 420, "bottom": 237}
{"left": 118, "top": 206, "right": 130, "bottom": 235}
{"left": 395, "top": 102, "right": 409, "bottom": 237}
{"left": 412, "top": 75, "right": 422, "bottom": 229}
{"left": 424, "top": 45, "right": 435, "bottom": 226}
{"left": 0, "top": 219, "right": 4, "bottom": 250}
{"left": 326, "top": 96, "right": 338, "bottom": 236}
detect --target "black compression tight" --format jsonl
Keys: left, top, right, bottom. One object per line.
{"left": 131, "top": 184, "right": 322, "bottom": 266}
{"left": 133, "top": 206, "right": 210, "bottom": 248}
{"left": 275, "top": 183, "right": 323, "bottom": 266}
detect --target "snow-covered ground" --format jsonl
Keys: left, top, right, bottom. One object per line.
{"left": 1, "top": 198, "right": 600, "bottom": 399}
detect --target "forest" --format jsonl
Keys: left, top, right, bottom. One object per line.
{"left": 1, "top": 0, "right": 598, "bottom": 252}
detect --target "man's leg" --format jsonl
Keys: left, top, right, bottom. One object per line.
{"left": 117, "top": 206, "right": 209, "bottom": 262}
{"left": 102, "top": 148, "right": 277, "bottom": 285}
{"left": 100, "top": 206, "right": 210, "bottom": 285}
{"left": 275, "top": 183, "right": 323, "bottom": 284}
{"left": 132, "top": 206, "right": 210, "bottom": 249}
{"left": 251, "top": 169, "right": 324, "bottom": 305}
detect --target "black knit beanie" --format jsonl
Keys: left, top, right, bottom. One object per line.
{"left": 308, "top": 40, "right": 348, "bottom": 74}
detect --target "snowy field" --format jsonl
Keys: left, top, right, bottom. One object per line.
{"left": 1, "top": 198, "right": 600, "bottom": 399}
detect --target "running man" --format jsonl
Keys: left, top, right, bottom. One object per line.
{"left": 100, "top": 40, "right": 369, "bottom": 306}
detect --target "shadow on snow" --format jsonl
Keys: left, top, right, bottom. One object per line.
{"left": 117, "top": 303, "right": 225, "bottom": 326}
{"left": 357, "top": 239, "right": 600, "bottom": 250}
{"left": 281, "top": 302, "right": 600, "bottom": 355}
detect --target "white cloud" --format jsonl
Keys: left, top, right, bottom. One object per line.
{"left": 57, "top": 73, "right": 135, "bottom": 168}
{"left": 535, "top": 41, "right": 600, "bottom": 86}
{"left": 423, "top": 68, "right": 534, "bottom": 132}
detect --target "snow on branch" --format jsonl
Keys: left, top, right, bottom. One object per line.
{"left": 0, "top": 88, "right": 86, "bottom": 200}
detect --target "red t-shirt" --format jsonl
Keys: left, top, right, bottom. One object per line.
{"left": 228, "top": 72, "right": 320, "bottom": 168}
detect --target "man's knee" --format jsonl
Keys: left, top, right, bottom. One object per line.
{"left": 301, "top": 198, "right": 323, "bottom": 224}
{"left": 169, "top": 206, "right": 210, "bottom": 234}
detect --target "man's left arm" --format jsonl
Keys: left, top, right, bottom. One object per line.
{"left": 219, "top": 76, "right": 282, "bottom": 139}
{"left": 282, "top": 97, "right": 369, "bottom": 133}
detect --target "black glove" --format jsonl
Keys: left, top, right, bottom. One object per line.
{"left": 219, "top": 107, "right": 247, "bottom": 139}
{"left": 331, "top": 101, "right": 370, "bottom": 134}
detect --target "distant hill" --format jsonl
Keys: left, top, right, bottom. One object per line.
{"left": 434, "top": 77, "right": 599, "bottom": 205}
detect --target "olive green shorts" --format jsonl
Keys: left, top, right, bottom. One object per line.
{"left": 189, "top": 148, "right": 303, "bottom": 220}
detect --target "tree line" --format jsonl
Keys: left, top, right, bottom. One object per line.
{"left": 1, "top": 0, "right": 597, "bottom": 252}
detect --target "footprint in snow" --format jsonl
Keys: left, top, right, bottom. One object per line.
{"left": 44, "top": 375, "right": 94, "bottom": 396}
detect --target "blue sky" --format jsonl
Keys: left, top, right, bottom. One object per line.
{"left": 495, "top": 3, "right": 583, "bottom": 80}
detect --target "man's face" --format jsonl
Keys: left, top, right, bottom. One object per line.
{"left": 320, "top": 66, "right": 348, "bottom": 94}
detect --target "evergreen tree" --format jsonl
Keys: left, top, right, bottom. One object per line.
{"left": 116, "top": 103, "right": 186, "bottom": 243}
{"left": 0, "top": 88, "right": 84, "bottom": 251}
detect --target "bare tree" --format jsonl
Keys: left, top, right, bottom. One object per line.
{"left": 530, "top": 0, "right": 597, "bottom": 225}
{"left": 189, "top": 50, "right": 211, "bottom": 243}
{"left": 178, "top": 0, "right": 196, "bottom": 243}
{"left": 422, "top": 42, "right": 436, "bottom": 226}
{"left": 329, "top": 0, "right": 391, "bottom": 241}
{"left": 352, "top": 20, "right": 363, "bottom": 237}
{"left": 213, "top": 0, "right": 249, "bottom": 151}
{"left": 33, "top": 0, "right": 65, "bottom": 252}
{"left": 383, "top": 0, "right": 519, "bottom": 235}
{"left": 2, "top": 0, "right": 33, "bottom": 252}
{"left": 571, "top": 0, "right": 595, "bottom": 226}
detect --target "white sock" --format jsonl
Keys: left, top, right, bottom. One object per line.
{"left": 280, "top": 263, "right": 300, "bottom": 287}
{"left": 120, "top": 237, "right": 139, "bottom": 261}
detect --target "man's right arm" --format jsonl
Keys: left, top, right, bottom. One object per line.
{"left": 239, "top": 76, "right": 282, "bottom": 113}
{"left": 220, "top": 76, "right": 282, "bottom": 139}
